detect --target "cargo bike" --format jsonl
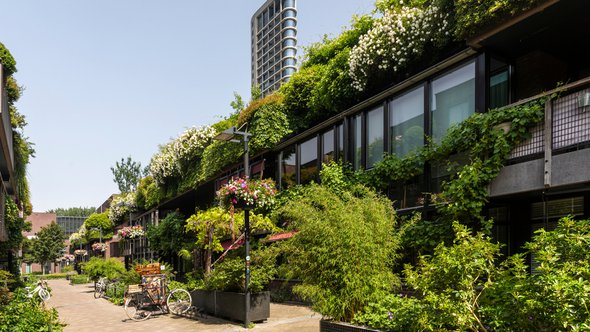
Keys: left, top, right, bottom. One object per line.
{"left": 124, "top": 263, "right": 192, "bottom": 321}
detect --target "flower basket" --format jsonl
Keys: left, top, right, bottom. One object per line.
{"left": 74, "top": 249, "right": 88, "bottom": 256}
{"left": 92, "top": 242, "right": 107, "bottom": 252}
{"left": 117, "top": 225, "right": 145, "bottom": 239}
{"left": 217, "top": 177, "right": 277, "bottom": 210}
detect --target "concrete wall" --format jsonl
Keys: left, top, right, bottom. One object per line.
{"left": 490, "top": 149, "right": 590, "bottom": 197}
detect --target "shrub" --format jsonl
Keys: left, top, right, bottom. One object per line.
{"left": 70, "top": 274, "right": 90, "bottom": 284}
{"left": 81, "top": 257, "right": 125, "bottom": 281}
{"left": 204, "top": 246, "right": 277, "bottom": 294}
{"left": 0, "top": 288, "right": 64, "bottom": 331}
{"left": 279, "top": 184, "right": 400, "bottom": 321}
{"left": 481, "top": 216, "right": 590, "bottom": 331}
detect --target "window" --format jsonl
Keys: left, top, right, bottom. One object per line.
{"left": 489, "top": 58, "right": 510, "bottom": 110}
{"left": 431, "top": 61, "right": 475, "bottom": 142}
{"left": 322, "top": 129, "right": 334, "bottom": 163}
{"left": 366, "top": 106, "right": 384, "bottom": 168}
{"left": 300, "top": 137, "right": 318, "bottom": 184}
{"left": 390, "top": 86, "right": 424, "bottom": 157}
{"left": 281, "top": 146, "right": 296, "bottom": 189}
{"left": 353, "top": 114, "right": 363, "bottom": 170}
{"left": 337, "top": 123, "right": 344, "bottom": 161}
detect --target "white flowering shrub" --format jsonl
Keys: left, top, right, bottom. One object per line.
{"left": 349, "top": 5, "right": 450, "bottom": 91}
{"left": 109, "top": 192, "right": 137, "bottom": 223}
{"left": 149, "top": 125, "right": 216, "bottom": 185}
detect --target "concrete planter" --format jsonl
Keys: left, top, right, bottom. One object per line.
{"left": 191, "top": 289, "right": 270, "bottom": 323}
{"left": 320, "top": 320, "right": 381, "bottom": 332}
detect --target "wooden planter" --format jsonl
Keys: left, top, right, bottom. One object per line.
{"left": 320, "top": 320, "right": 381, "bottom": 332}
{"left": 190, "top": 289, "right": 270, "bottom": 323}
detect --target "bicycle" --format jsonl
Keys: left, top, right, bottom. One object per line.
{"left": 124, "top": 274, "right": 192, "bottom": 321}
{"left": 94, "top": 277, "right": 108, "bottom": 299}
{"left": 26, "top": 279, "right": 51, "bottom": 302}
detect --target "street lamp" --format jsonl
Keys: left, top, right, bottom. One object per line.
{"left": 90, "top": 227, "right": 103, "bottom": 243}
{"left": 214, "top": 126, "right": 253, "bottom": 326}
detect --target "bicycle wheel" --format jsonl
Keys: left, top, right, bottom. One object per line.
{"left": 38, "top": 289, "right": 51, "bottom": 301}
{"left": 124, "top": 295, "right": 152, "bottom": 321}
{"left": 94, "top": 284, "right": 105, "bottom": 299}
{"left": 166, "top": 288, "right": 192, "bottom": 315}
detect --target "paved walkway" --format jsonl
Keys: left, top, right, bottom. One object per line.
{"left": 47, "top": 279, "right": 320, "bottom": 332}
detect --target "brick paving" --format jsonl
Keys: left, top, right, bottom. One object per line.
{"left": 47, "top": 279, "right": 320, "bottom": 332}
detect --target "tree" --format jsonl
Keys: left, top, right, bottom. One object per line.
{"left": 83, "top": 212, "right": 114, "bottom": 241}
{"left": 31, "top": 222, "right": 65, "bottom": 274}
{"left": 110, "top": 156, "right": 145, "bottom": 193}
{"left": 46, "top": 206, "right": 95, "bottom": 217}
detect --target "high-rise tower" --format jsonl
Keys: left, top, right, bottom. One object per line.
{"left": 251, "top": 0, "right": 297, "bottom": 96}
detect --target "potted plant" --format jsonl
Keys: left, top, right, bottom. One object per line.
{"left": 91, "top": 242, "right": 107, "bottom": 253}
{"left": 190, "top": 248, "right": 276, "bottom": 323}
{"left": 117, "top": 225, "right": 145, "bottom": 239}
{"left": 216, "top": 177, "right": 277, "bottom": 210}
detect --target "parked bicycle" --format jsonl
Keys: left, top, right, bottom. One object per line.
{"left": 94, "top": 277, "right": 107, "bottom": 299}
{"left": 124, "top": 274, "right": 192, "bottom": 321}
{"left": 25, "top": 279, "right": 50, "bottom": 302}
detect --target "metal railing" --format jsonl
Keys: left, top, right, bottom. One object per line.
{"left": 508, "top": 78, "right": 590, "bottom": 161}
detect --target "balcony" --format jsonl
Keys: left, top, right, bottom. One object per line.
{"left": 489, "top": 78, "right": 590, "bottom": 197}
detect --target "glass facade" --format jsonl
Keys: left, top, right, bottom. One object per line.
{"left": 366, "top": 106, "right": 384, "bottom": 168}
{"left": 281, "top": 145, "right": 296, "bottom": 189}
{"left": 353, "top": 114, "right": 363, "bottom": 170}
{"left": 430, "top": 61, "right": 475, "bottom": 142}
{"left": 490, "top": 70, "right": 509, "bottom": 109}
{"left": 322, "top": 129, "right": 334, "bottom": 163}
{"left": 299, "top": 137, "right": 318, "bottom": 184}
{"left": 390, "top": 86, "right": 424, "bottom": 157}
{"left": 337, "top": 123, "right": 344, "bottom": 161}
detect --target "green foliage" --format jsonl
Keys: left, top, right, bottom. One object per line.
{"left": 146, "top": 211, "right": 186, "bottom": 256}
{"left": 83, "top": 212, "right": 114, "bottom": 240}
{"left": 279, "top": 65, "right": 325, "bottom": 132}
{"left": 0, "top": 42, "right": 17, "bottom": 75}
{"left": 69, "top": 274, "right": 90, "bottom": 284}
{"left": 318, "top": 161, "right": 359, "bottom": 196}
{"left": 356, "top": 217, "right": 590, "bottom": 331}
{"left": 13, "top": 131, "right": 35, "bottom": 215}
{"left": 205, "top": 245, "right": 278, "bottom": 293}
{"left": 110, "top": 156, "right": 146, "bottom": 193}
{"left": 365, "top": 98, "right": 547, "bottom": 225}
{"left": 481, "top": 216, "right": 590, "bottom": 331}
{"left": 248, "top": 98, "right": 292, "bottom": 153}
{"left": 0, "top": 288, "right": 64, "bottom": 332}
{"left": 81, "top": 257, "right": 125, "bottom": 281}
{"left": 279, "top": 184, "right": 400, "bottom": 321}
{"left": 46, "top": 206, "right": 95, "bottom": 217}
{"left": 229, "top": 91, "right": 245, "bottom": 113}
{"left": 198, "top": 140, "right": 242, "bottom": 182}
{"left": 454, "top": 0, "right": 545, "bottom": 40}
{"left": 135, "top": 176, "right": 163, "bottom": 210}
{"left": 30, "top": 222, "right": 66, "bottom": 273}
{"left": 0, "top": 197, "right": 30, "bottom": 276}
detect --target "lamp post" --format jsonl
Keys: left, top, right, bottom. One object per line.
{"left": 214, "top": 126, "right": 253, "bottom": 326}
{"left": 91, "top": 227, "right": 103, "bottom": 243}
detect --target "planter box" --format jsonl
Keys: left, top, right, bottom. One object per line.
{"left": 320, "top": 320, "right": 380, "bottom": 332}
{"left": 191, "top": 289, "right": 270, "bottom": 323}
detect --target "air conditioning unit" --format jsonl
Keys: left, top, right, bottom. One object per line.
{"left": 578, "top": 92, "right": 590, "bottom": 109}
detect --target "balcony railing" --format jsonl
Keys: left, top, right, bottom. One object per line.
{"left": 509, "top": 77, "right": 590, "bottom": 161}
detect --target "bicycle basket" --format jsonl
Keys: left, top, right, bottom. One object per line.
{"left": 127, "top": 284, "right": 142, "bottom": 294}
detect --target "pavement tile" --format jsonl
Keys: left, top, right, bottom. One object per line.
{"left": 47, "top": 279, "right": 320, "bottom": 332}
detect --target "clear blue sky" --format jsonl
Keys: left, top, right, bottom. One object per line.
{"left": 1, "top": 1, "right": 375, "bottom": 212}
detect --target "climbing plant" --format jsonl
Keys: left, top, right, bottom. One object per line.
{"left": 363, "top": 97, "right": 547, "bottom": 225}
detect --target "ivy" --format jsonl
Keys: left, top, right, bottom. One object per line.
{"left": 454, "top": 0, "right": 546, "bottom": 40}
{"left": 0, "top": 42, "right": 17, "bottom": 75}
{"left": 365, "top": 97, "right": 547, "bottom": 225}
